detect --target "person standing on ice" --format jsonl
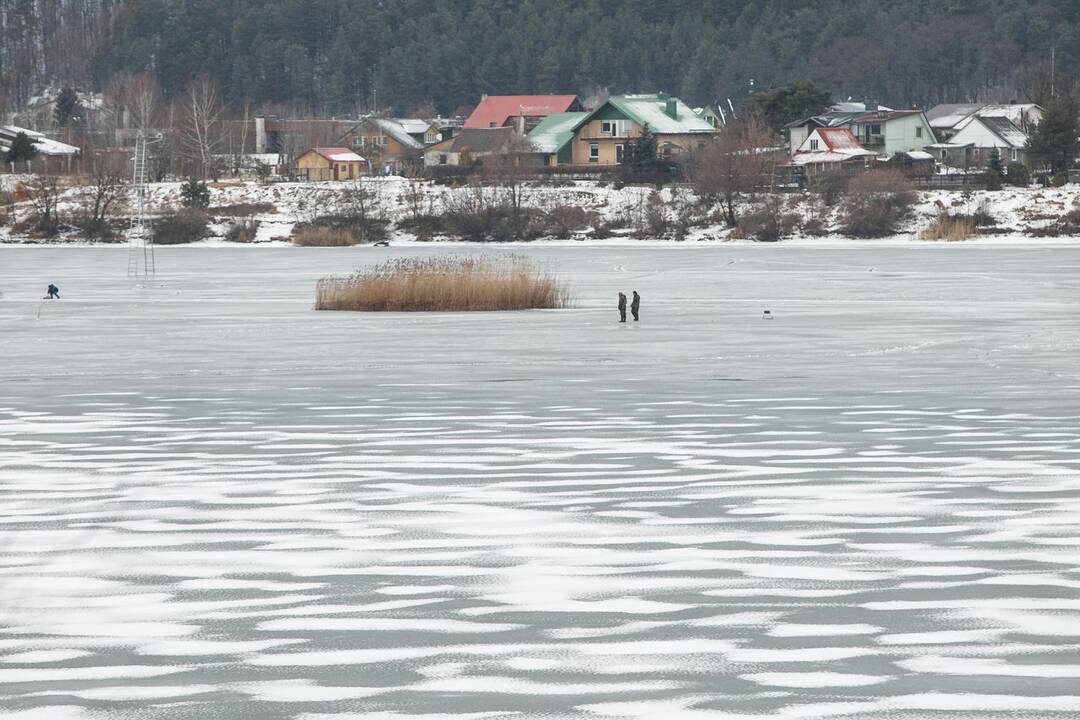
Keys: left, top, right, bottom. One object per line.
{"left": 45, "top": 284, "right": 59, "bottom": 299}
{"left": 631, "top": 291, "right": 640, "bottom": 322}
{"left": 618, "top": 292, "right": 627, "bottom": 323}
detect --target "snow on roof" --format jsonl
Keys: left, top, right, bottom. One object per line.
{"left": 816, "top": 127, "right": 865, "bottom": 151}
{"left": 604, "top": 94, "right": 716, "bottom": 135}
{"left": 0, "top": 125, "right": 80, "bottom": 156}
{"left": 831, "top": 101, "right": 894, "bottom": 113}
{"left": 372, "top": 118, "right": 425, "bottom": 149}
{"left": 978, "top": 116, "right": 1029, "bottom": 148}
{"left": 304, "top": 147, "right": 364, "bottom": 163}
{"left": 397, "top": 118, "right": 433, "bottom": 136}
{"left": 527, "top": 112, "right": 589, "bottom": 153}
{"left": 464, "top": 95, "right": 579, "bottom": 129}
{"left": 926, "top": 103, "right": 985, "bottom": 128}
{"left": 977, "top": 103, "right": 1042, "bottom": 127}
{"left": 789, "top": 128, "right": 876, "bottom": 165}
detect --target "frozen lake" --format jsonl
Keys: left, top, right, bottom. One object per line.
{"left": 2, "top": 244, "right": 1080, "bottom": 719}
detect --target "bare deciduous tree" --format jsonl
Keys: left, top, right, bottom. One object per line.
{"left": 688, "top": 121, "right": 778, "bottom": 228}
{"left": 180, "top": 75, "right": 224, "bottom": 179}
{"left": 80, "top": 154, "right": 127, "bottom": 235}
{"left": 24, "top": 176, "right": 63, "bottom": 236}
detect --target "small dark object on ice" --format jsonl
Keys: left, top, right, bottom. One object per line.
{"left": 618, "top": 292, "right": 627, "bottom": 323}
{"left": 373, "top": 240, "right": 390, "bottom": 247}
{"left": 763, "top": 310, "right": 773, "bottom": 320}
{"left": 45, "top": 284, "right": 60, "bottom": 299}
{"left": 631, "top": 291, "right": 640, "bottom": 322}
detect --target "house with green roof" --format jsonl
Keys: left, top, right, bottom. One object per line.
{"left": 526, "top": 112, "right": 590, "bottom": 166}
{"left": 565, "top": 93, "right": 717, "bottom": 166}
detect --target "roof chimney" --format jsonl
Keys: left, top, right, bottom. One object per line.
{"left": 665, "top": 98, "right": 678, "bottom": 120}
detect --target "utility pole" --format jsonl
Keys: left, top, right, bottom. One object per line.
{"left": 1051, "top": 46, "right": 1056, "bottom": 99}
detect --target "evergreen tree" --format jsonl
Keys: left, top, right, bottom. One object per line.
{"left": 53, "top": 87, "right": 83, "bottom": 127}
{"left": 624, "top": 125, "right": 660, "bottom": 174}
{"left": 1026, "top": 95, "right": 1080, "bottom": 174}
{"left": 180, "top": 178, "right": 211, "bottom": 208}
{"left": 751, "top": 81, "right": 832, "bottom": 135}
{"left": 987, "top": 148, "right": 1004, "bottom": 190}
{"left": 5, "top": 132, "right": 38, "bottom": 164}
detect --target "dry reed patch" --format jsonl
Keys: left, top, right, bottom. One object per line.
{"left": 920, "top": 213, "right": 977, "bottom": 241}
{"left": 316, "top": 256, "right": 572, "bottom": 312}
{"left": 291, "top": 225, "right": 361, "bottom": 246}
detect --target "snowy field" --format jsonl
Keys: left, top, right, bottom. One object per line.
{"left": 2, "top": 244, "right": 1080, "bottom": 719}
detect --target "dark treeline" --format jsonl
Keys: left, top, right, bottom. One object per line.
{"left": 6, "top": 1, "right": 1080, "bottom": 116}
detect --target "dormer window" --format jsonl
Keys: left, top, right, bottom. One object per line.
{"left": 810, "top": 139, "right": 820, "bottom": 151}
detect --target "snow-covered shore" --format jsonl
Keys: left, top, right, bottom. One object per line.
{"left": 4, "top": 175, "right": 1080, "bottom": 245}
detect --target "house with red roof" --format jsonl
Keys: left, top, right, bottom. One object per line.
{"left": 786, "top": 104, "right": 936, "bottom": 158}
{"left": 295, "top": 147, "right": 365, "bottom": 181}
{"left": 786, "top": 128, "right": 877, "bottom": 176}
{"left": 464, "top": 95, "right": 582, "bottom": 132}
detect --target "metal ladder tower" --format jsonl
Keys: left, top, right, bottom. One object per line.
{"left": 127, "top": 133, "right": 155, "bottom": 277}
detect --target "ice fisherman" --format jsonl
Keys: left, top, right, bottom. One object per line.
{"left": 618, "top": 292, "right": 627, "bottom": 323}
{"left": 45, "top": 283, "right": 60, "bottom": 300}
{"left": 631, "top": 291, "right": 640, "bottom": 322}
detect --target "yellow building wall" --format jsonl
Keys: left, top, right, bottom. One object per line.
{"left": 569, "top": 124, "right": 710, "bottom": 165}
{"left": 296, "top": 153, "right": 361, "bottom": 181}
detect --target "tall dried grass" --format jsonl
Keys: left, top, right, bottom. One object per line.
{"left": 316, "top": 256, "right": 572, "bottom": 312}
{"left": 292, "top": 225, "right": 361, "bottom": 246}
{"left": 920, "top": 213, "right": 976, "bottom": 241}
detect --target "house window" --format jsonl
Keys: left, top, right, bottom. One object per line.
{"left": 439, "top": 154, "right": 448, "bottom": 165}
{"left": 615, "top": 144, "right": 625, "bottom": 164}
{"left": 589, "top": 143, "right": 599, "bottom": 162}
{"left": 915, "top": 126, "right": 923, "bottom": 138}
{"left": 601, "top": 119, "right": 628, "bottom": 137}
{"left": 810, "top": 139, "right": 819, "bottom": 151}
{"left": 1012, "top": 149, "right": 1019, "bottom": 161}
{"left": 870, "top": 124, "right": 881, "bottom": 135}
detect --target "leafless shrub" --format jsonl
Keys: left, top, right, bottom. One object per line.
{"left": 315, "top": 255, "right": 572, "bottom": 311}
{"left": 210, "top": 202, "right": 276, "bottom": 217}
{"left": 153, "top": 209, "right": 209, "bottom": 244}
{"left": 442, "top": 183, "right": 543, "bottom": 242}
{"left": 734, "top": 196, "right": 799, "bottom": 242}
{"left": 22, "top": 177, "right": 64, "bottom": 237}
{"left": 840, "top": 169, "right": 917, "bottom": 238}
{"left": 225, "top": 219, "right": 260, "bottom": 243}
{"left": 545, "top": 204, "right": 600, "bottom": 239}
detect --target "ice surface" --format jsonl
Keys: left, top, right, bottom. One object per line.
{"left": 1, "top": 245, "right": 1080, "bottom": 718}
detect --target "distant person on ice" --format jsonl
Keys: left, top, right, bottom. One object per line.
{"left": 618, "top": 292, "right": 627, "bottom": 323}
{"left": 45, "top": 284, "right": 59, "bottom": 300}
{"left": 631, "top": 291, "right": 640, "bottom": 322}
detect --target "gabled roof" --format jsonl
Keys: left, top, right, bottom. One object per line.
{"left": 343, "top": 118, "right": 426, "bottom": 149}
{"left": 301, "top": 147, "right": 365, "bottom": 163}
{"left": 831, "top": 101, "right": 894, "bottom": 113}
{"left": 397, "top": 118, "right": 434, "bottom": 136}
{"left": 0, "top": 125, "right": 80, "bottom": 156}
{"left": 527, "top": 112, "right": 589, "bottom": 154}
{"left": 788, "top": 108, "right": 924, "bottom": 130}
{"left": 977, "top": 116, "right": 1029, "bottom": 149}
{"left": 425, "top": 127, "right": 517, "bottom": 154}
{"left": 789, "top": 127, "right": 877, "bottom": 165}
{"left": 926, "top": 103, "right": 985, "bottom": 129}
{"left": 464, "top": 95, "right": 579, "bottom": 129}
{"left": 600, "top": 94, "right": 716, "bottom": 135}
